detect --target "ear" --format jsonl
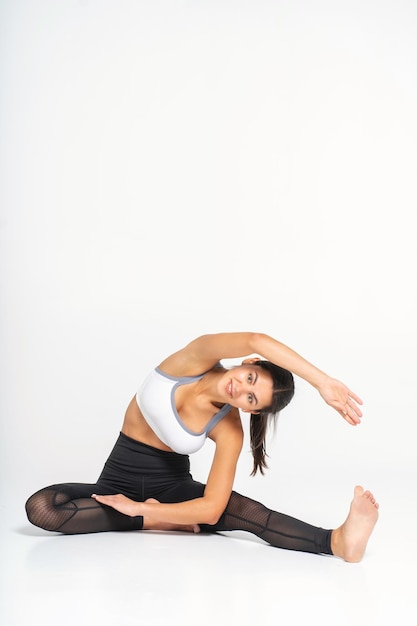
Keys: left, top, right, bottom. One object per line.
{"left": 241, "top": 357, "right": 261, "bottom": 365}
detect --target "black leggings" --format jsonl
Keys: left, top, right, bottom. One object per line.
{"left": 25, "top": 432, "right": 332, "bottom": 555}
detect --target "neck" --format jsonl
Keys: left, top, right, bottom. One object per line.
{"left": 195, "top": 367, "right": 227, "bottom": 407}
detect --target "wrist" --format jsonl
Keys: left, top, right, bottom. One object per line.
{"left": 135, "top": 502, "right": 146, "bottom": 517}
{"left": 309, "top": 370, "right": 330, "bottom": 390}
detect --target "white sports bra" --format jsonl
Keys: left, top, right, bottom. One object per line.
{"left": 136, "top": 367, "right": 233, "bottom": 454}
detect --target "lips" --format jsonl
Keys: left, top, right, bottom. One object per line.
{"left": 226, "top": 380, "right": 233, "bottom": 398}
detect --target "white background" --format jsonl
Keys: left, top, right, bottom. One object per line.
{"left": 1, "top": 1, "right": 416, "bottom": 625}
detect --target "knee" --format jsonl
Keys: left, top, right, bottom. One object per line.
{"left": 25, "top": 488, "right": 65, "bottom": 531}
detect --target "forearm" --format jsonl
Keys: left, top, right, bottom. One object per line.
{"left": 137, "top": 498, "right": 218, "bottom": 526}
{"left": 253, "top": 333, "right": 328, "bottom": 388}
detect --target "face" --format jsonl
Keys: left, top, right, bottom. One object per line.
{"left": 222, "top": 363, "right": 274, "bottom": 413}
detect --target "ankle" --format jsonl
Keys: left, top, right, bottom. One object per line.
{"left": 330, "top": 527, "right": 343, "bottom": 558}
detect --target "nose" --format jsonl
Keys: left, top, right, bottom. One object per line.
{"left": 234, "top": 379, "right": 249, "bottom": 398}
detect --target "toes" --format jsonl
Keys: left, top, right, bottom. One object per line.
{"left": 362, "top": 490, "right": 379, "bottom": 508}
{"left": 354, "top": 486, "right": 379, "bottom": 508}
{"left": 363, "top": 490, "right": 374, "bottom": 500}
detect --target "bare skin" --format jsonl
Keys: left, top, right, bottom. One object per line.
{"left": 142, "top": 499, "right": 200, "bottom": 534}
{"left": 330, "top": 486, "right": 379, "bottom": 562}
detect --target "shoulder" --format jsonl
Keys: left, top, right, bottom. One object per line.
{"left": 208, "top": 407, "right": 243, "bottom": 450}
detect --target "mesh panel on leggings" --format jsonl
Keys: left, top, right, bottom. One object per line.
{"left": 210, "top": 491, "right": 333, "bottom": 555}
{"left": 25, "top": 488, "right": 78, "bottom": 531}
{"left": 25, "top": 484, "right": 143, "bottom": 534}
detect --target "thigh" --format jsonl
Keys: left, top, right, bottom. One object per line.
{"left": 151, "top": 476, "right": 206, "bottom": 503}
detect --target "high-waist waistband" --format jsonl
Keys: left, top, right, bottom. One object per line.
{"left": 97, "top": 431, "right": 191, "bottom": 479}
{"left": 118, "top": 431, "right": 188, "bottom": 458}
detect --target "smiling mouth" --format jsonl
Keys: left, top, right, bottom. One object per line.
{"left": 226, "top": 380, "right": 233, "bottom": 398}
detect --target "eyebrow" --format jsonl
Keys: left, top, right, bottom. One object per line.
{"left": 252, "top": 371, "right": 258, "bottom": 405}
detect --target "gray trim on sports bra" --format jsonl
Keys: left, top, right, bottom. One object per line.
{"left": 155, "top": 366, "right": 232, "bottom": 437}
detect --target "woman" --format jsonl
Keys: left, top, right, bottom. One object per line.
{"left": 25, "top": 332, "right": 379, "bottom": 562}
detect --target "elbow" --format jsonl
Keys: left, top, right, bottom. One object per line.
{"left": 205, "top": 512, "right": 222, "bottom": 526}
{"left": 249, "top": 332, "right": 269, "bottom": 353}
{"left": 203, "top": 504, "right": 225, "bottom": 526}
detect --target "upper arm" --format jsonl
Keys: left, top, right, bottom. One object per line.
{"left": 158, "top": 332, "right": 265, "bottom": 375}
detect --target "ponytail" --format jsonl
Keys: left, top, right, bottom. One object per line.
{"left": 248, "top": 361, "right": 294, "bottom": 476}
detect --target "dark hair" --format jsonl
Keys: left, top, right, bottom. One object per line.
{"left": 249, "top": 361, "right": 294, "bottom": 476}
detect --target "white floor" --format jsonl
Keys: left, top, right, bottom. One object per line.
{"left": 2, "top": 470, "right": 416, "bottom": 626}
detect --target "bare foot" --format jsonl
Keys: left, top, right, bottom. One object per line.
{"left": 331, "top": 486, "right": 379, "bottom": 562}
{"left": 142, "top": 498, "right": 200, "bottom": 534}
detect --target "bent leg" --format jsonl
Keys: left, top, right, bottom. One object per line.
{"left": 25, "top": 483, "right": 143, "bottom": 534}
{"left": 202, "top": 491, "right": 333, "bottom": 555}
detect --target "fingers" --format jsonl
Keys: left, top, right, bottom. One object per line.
{"left": 91, "top": 493, "right": 140, "bottom": 517}
{"left": 341, "top": 392, "right": 363, "bottom": 425}
{"left": 341, "top": 410, "right": 358, "bottom": 425}
{"left": 348, "top": 398, "right": 363, "bottom": 422}
{"left": 91, "top": 493, "right": 111, "bottom": 505}
{"left": 342, "top": 410, "right": 361, "bottom": 425}
{"left": 91, "top": 493, "right": 126, "bottom": 505}
{"left": 348, "top": 397, "right": 363, "bottom": 418}
{"left": 341, "top": 403, "right": 362, "bottom": 425}
{"left": 348, "top": 389, "right": 363, "bottom": 406}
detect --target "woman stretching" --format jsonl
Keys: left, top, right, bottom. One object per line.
{"left": 25, "top": 332, "right": 379, "bottom": 562}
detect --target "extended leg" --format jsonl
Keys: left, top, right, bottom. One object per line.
{"left": 202, "top": 486, "right": 379, "bottom": 561}
{"left": 202, "top": 491, "right": 332, "bottom": 554}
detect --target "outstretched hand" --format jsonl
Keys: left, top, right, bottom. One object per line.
{"left": 91, "top": 493, "right": 141, "bottom": 517}
{"left": 318, "top": 376, "right": 363, "bottom": 425}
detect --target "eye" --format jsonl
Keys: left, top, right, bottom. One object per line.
{"left": 248, "top": 393, "right": 253, "bottom": 404}
{"left": 248, "top": 373, "right": 253, "bottom": 383}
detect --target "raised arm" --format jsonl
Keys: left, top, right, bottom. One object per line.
{"left": 160, "top": 332, "right": 363, "bottom": 425}
{"left": 239, "top": 333, "right": 363, "bottom": 425}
